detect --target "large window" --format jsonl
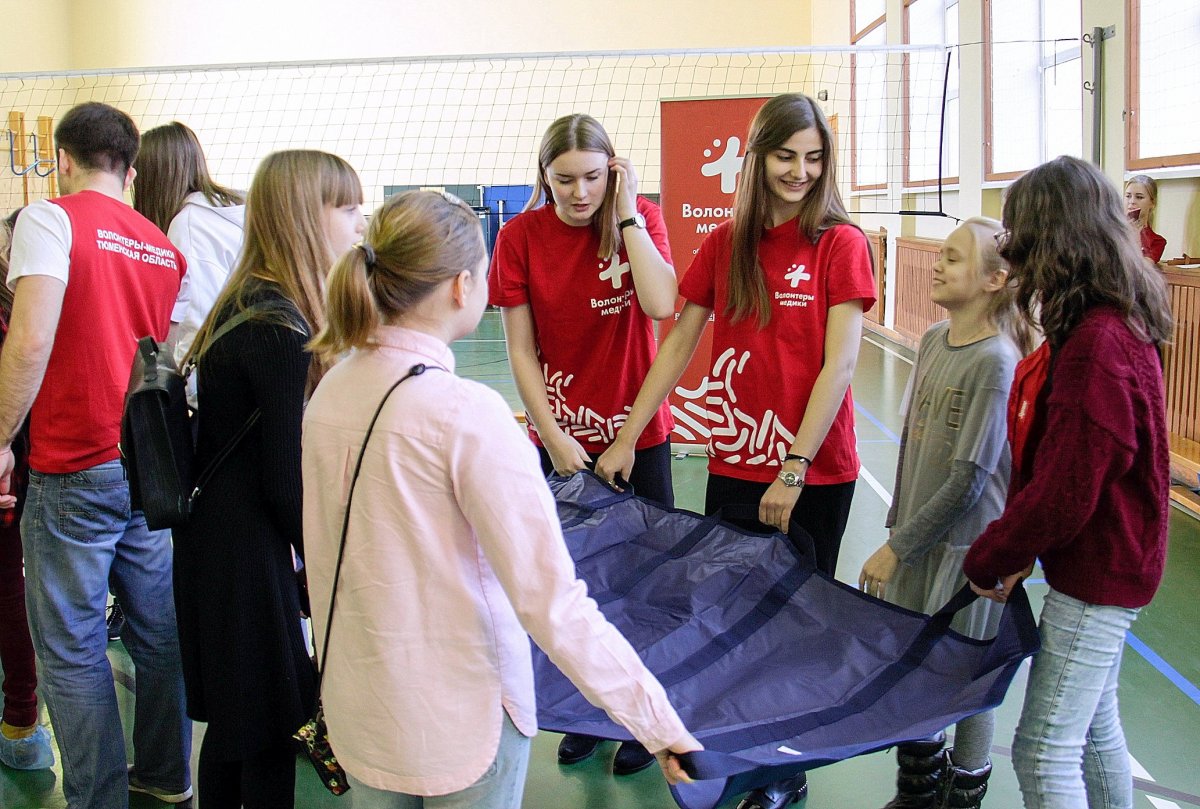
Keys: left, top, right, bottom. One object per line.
{"left": 1127, "top": 0, "right": 1200, "bottom": 169}
{"left": 851, "top": 0, "right": 888, "bottom": 190}
{"left": 904, "top": 0, "right": 959, "bottom": 186}
{"left": 984, "top": 0, "right": 1082, "bottom": 180}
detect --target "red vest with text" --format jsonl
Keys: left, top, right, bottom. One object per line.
{"left": 29, "top": 191, "right": 184, "bottom": 473}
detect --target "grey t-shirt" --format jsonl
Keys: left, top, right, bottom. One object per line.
{"left": 888, "top": 322, "right": 1019, "bottom": 561}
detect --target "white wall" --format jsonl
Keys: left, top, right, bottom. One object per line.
{"left": 0, "top": 0, "right": 814, "bottom": 72}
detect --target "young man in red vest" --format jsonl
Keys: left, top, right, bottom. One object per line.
{"left": 0, "top": 102, "right": 191, "bottom": 809}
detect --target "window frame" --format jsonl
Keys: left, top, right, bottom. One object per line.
{"left": 982, "top": 0, "right": 1083, "bottom": 181}
{"left": 850, "top": 3, "right": 888, "bottom": 192}
{"left": 902, "top": 0, "right": 960, "bottom": 188}
{"left": 1125, "top": 0, "right": 1200, "bottom": 170}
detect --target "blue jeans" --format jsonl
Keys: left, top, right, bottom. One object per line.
{"left": 21, "top": 459, "right": 191, "bottom": 809}
{"left": 1012, "top": 588, "right": 1138, "bottom": 809}
{"left": 347, "top": 710, "right": 531, "bottom": 809}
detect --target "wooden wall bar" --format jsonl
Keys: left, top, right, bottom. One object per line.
{"left": 863, "top": 228, "right": 887, "bottom": 325}
{"left": 1163, "top": 268, "right": 1200, "bottom": 444}
{"left": 892, "top": 236, "right": 943, "bottom": 342}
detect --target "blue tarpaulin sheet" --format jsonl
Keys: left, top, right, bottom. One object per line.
{"left": 533, "top": 473, "right": 1040, "bottom": 809}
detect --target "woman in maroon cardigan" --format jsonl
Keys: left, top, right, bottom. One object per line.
{"left": 963, "top": 156, "right": 1172, "bottom": 809}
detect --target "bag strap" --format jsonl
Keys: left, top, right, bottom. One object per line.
{"left": 186, "top": 302, "right": 310, "bottom": 503}
{"left": 315, "top": 363, "right": 442, "bottom": 693}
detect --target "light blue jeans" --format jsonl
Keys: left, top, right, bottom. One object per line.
{"left": 21, "top": 459, "right": 191, "bottom": 809}
{"left": 347, "top": 710, "right": 531, "bottom": 809}
{"left": 1012, "top": 588, "right": 1138, "bottom": 809}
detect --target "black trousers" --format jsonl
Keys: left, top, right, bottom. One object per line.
{"left": 705, "top": 473, "right": 856, "bottom": 577}
{"left": 538, "top": 440, "right": 674, "bottom": 509}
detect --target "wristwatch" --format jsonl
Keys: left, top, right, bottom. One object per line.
{"left": 618, "top": 213, "right": 647, "bottom": 230}
{"left": 777, "top": 470, "right": 804, "bottom": 487}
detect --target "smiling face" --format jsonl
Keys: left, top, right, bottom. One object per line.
{"left": 763, "top": 127, "right": 824, "bottom": 226}
{"left": 930, "top": 225, "right": 995, "bottom": 311}
{"left": 546, "top": 149, "right": 610, "bottom": 227}
{"left": 1124, "top": 181, "right": 1153, "bottom": 226}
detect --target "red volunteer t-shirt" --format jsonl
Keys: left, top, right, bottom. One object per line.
{"left": 29, "top": 192, "right": 184, "bottom": 473}
{"left": 680, "top": 219, "right": 876, "bottom": 485}
{"left": 488, "top": 197, "right": 674, "bottom": 451}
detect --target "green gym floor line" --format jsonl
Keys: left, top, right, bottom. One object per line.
{"left": 2, "top": 310, "right": 1197, "bottom": 809}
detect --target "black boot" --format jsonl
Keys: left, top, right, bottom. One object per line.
{"left": 880, "top": 731, "right": 946, "bottom": 809}
{"left": 736, "top": 773, "right": 808, "bottom": 809}
{"left": 936, "top": 753, "right": 991, "bottom": 809}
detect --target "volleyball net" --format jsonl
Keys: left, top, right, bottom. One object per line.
{"left": 2, "top": 46, "right": 956, "bottom": 216}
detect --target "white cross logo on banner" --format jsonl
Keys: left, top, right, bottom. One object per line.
{"left": 700, "top": 137, "right": 745, "bottom": 194}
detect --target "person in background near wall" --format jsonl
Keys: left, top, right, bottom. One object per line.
{"left": 597, "top": 92, "right": 876, "bottom": 809}
{"left": 0, "top": 208, "right": 55, "bottom": 773}
{"left": 133, "top": 120, "right": 246, "bottom": 368}
{"left": 965, "top": 156, "right": 1172, "bottom": 809}
{"left": 488, "top": 112, "right": 677, "bottom": 775}
{"left": 1124, "top": 174, "right": 1166, "bottom": 263}
{"left": 859, "top": 217, "right": 1032, "bottom": 809}
{"left": 0, "top": 101, "right": 191, "bottom": 809}
{"left": 173, "top": 149, "right": 364, "bottom": 809}
{"left": 303, "top": 189, "right": 700, "bottom": 809}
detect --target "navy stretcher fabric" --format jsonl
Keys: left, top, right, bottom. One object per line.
{"left": 532, "top": 472, "right": 1041, "bottom": 809}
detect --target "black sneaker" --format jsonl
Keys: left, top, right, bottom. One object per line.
{"left": 106, "top": 601, "right": 125, "bottom": 642}
{"left": 557, "top": 734, "right": 601, "bottom": 765}
{"left": 736, "top": 774, "right": 808, "bottom": 809}
{"left": 612, "top": 741, "right": 656, "bottom": 775}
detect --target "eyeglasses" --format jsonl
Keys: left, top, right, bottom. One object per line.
{"left": 994, "top": 229, "right": 1012, "bottom": 252}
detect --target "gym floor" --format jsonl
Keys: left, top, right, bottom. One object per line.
{"left": 2, "top": 309, "right": 1197, "bottom": 809}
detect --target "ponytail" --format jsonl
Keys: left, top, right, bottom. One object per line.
{"left": 310, "top": 190, "right": 486, "bottom": 360}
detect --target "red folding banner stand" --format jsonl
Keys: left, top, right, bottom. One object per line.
{"left": 660, "top": 96, "right": 770, "bottom": 448}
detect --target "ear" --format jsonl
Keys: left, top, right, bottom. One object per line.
{"left": 450, "top": 269, "right": 473, "bottom": 308}
{"left": 124, "top": 165, "right": 137, "bottom": 191}
{"left": 56, "top": 147, "right": 70, "bottom": 175}
{"left": 983, "top": 267, "right": 1009, "bottom": 293}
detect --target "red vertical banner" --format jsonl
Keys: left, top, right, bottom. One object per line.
{"left": 660, "top": 96, "right": 769, "bottom": 447}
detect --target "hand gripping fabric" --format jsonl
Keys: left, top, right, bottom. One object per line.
{"left": 532, "top": 472, "right": 1040, "bottom": 809}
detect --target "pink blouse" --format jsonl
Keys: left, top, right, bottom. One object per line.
{"left": 301, "top": 326, "right": 691, "bottom": 796}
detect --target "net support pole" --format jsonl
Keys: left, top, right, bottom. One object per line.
{"left": 1086, "top": 25, "right": 1116, "bottom": 167}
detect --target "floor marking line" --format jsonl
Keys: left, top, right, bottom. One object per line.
{"left": 859, "top": 465, "right": 893, "bottom": 508}
{"left": 863, "top": 335, "right": 915, "bottom": 365}
{"left": 854, "top": 402, "right": 902, "bottom": 445}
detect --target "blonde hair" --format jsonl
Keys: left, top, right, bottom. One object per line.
{"left": 187, "top": 149, "right": 362, "bottom": 394}
{"left": 311, "top": 190, "right": 486, "bottom": 360}
{"left": 525, "top": 114, "right": 621, "bottom": 259}
{"left": 960, "top": 216, "right": 1035, "bottom": 356}
{"left": 1125, "top": 174, "right": 1159, "bottom": 229}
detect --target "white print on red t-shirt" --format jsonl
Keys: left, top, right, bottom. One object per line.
{"left": 665, "top": 348, "right": 795, "bottom": 466}
{"left": 784, "top": 263, "right": 811, "bottom": 287}
{"left": 542, "top": 364, "right": 631, "bottom": 444}
{"left": 96, "top": 228, "right": 180, "bottom": 270}
{"left": 598, "top": 255, "right": 631, "bottom": 289}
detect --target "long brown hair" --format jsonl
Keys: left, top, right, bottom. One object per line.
{"left": 525, "top": 114, "right": 621, "bottom": 259}
{"left": 961, "top": 216, "right": 1036, "bottom": 356}
{"left": 312, "top": 191, "right": 486, "bottom": 360}
{"left": 187, "top": 150, "right": 362, "bottom": 394}
{"left": 1000, "top": 156, "right": 1172, "bottom": 349}
{"left": 729, "top": 93, "right": 860, "bottom": 327}
{"left": 133, "top": 122, "right": 243, "bottom": 233}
